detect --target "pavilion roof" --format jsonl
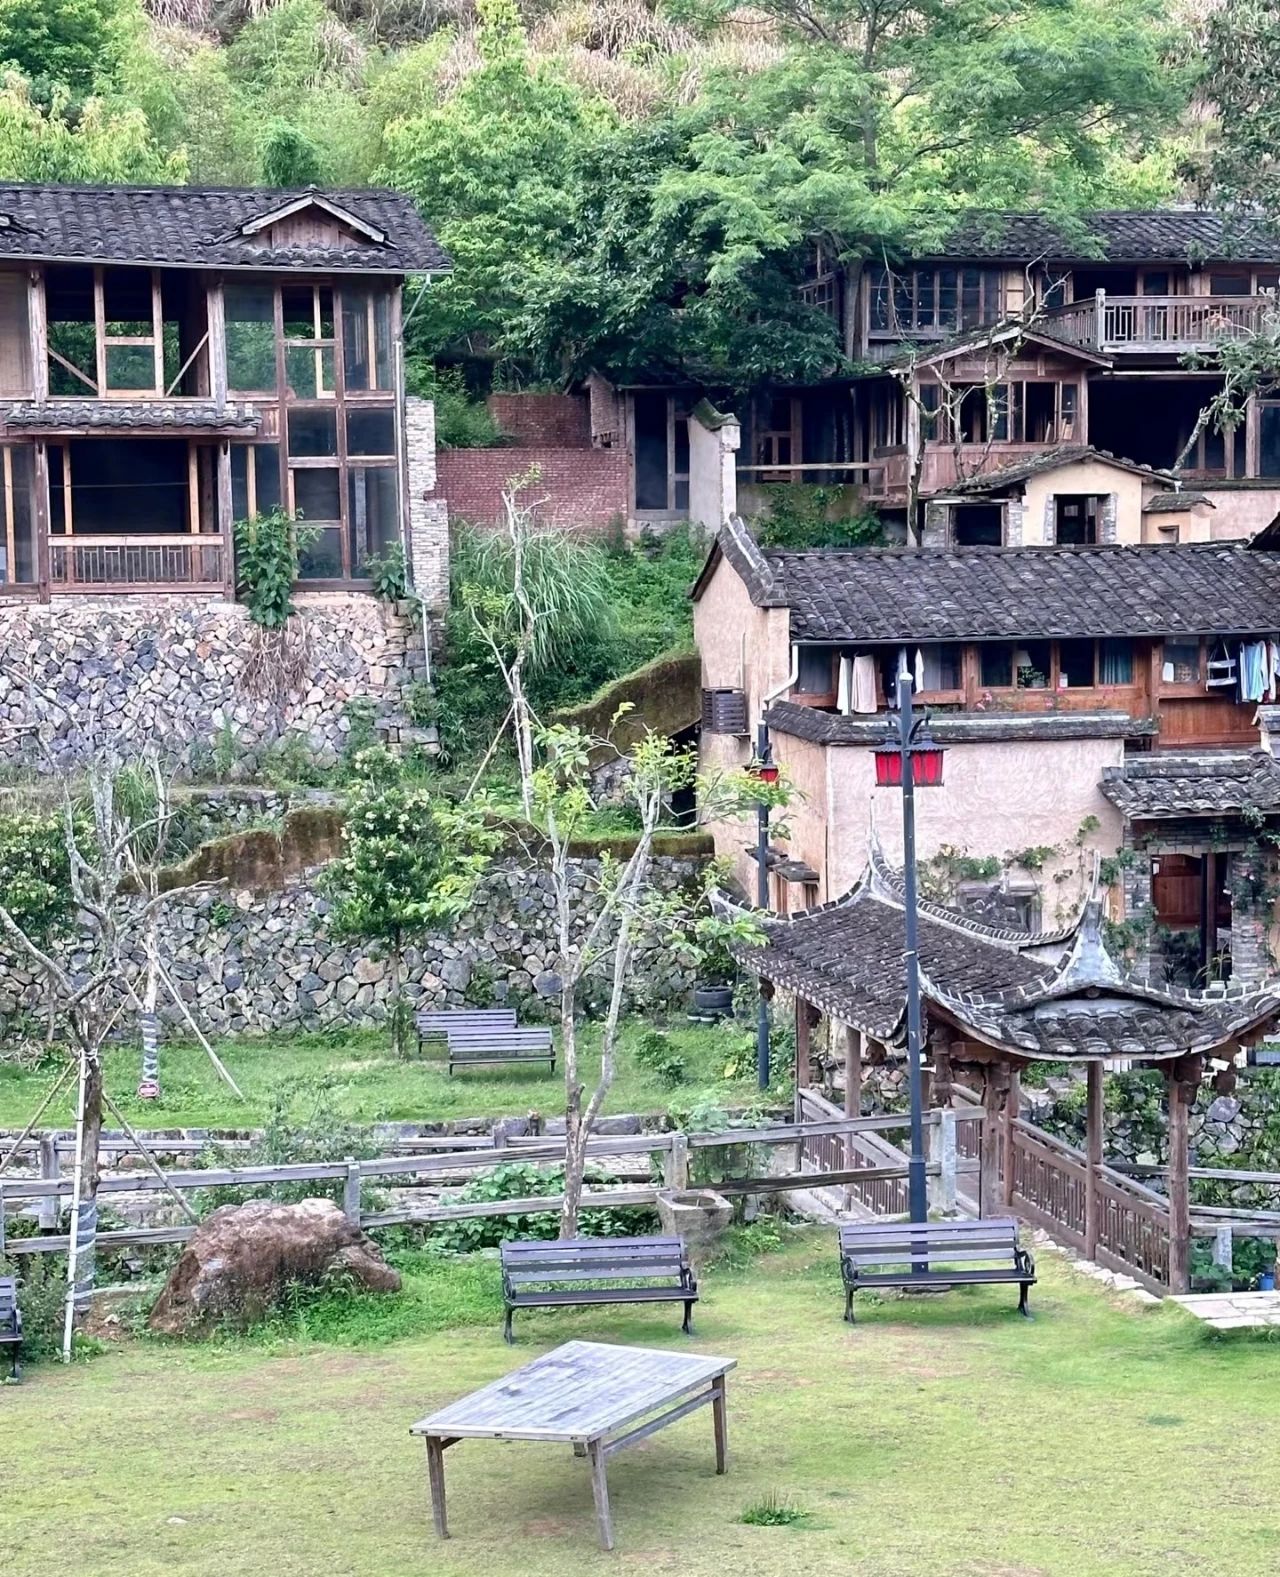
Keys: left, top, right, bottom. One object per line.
{"left": 728, "top": 844, "right": 1280, "bottom": 1061}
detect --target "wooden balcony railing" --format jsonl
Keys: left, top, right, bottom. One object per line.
{"left": 48, "top": 533, "right": 226, "bottom": 592}
{"left": 1040, "top": 292, "right": 1271, "bottom": 353}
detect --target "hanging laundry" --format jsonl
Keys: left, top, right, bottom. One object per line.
{"left": 1269, "top": 640, "right": 1280, "bottom": 703}
{"left": 837, "top": 656, "right": 853, "bottom": 714}
{"left": 914, "top": 648, "right": 926, "bottom": 695}
{"left": 1238, "top": 640, "right": 1268, "bottom": 703}
{"left": 852, "top": 654, "right": 878, "bottom": 714}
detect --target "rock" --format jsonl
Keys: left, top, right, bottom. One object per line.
{"left": 148, "top": 1198, "right": 401, "bottom": 1336}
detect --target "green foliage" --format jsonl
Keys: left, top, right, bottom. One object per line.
{"left": 0, "top": 809, "right": 73, "bottom": 944}
{"left": 404, "top": 363, "right": 504, "bottom": 449}
{"left": 403, "top": 681, "right": 440, "bottom": 728}
{"left": 433, "top": 1160, "right": 659, "bottom": 1251}
{"left": 234, "top": 507, "right": 310, "bottom": 630}
{"left": 635, "top": 1028, "right": 687, "bottom": 1086}
{"left": 753, "top": 487, "right": 883, "bottom": 550}
{"left": 1011, "top": 846, "right": 1057, "bottom": 873}
{"left": 1197, "top": 0, "right": 1280, "bottom": 222}
{"left": 361, "top": 543, "right": 409, "bottom": 601}
{"left": 259, "top": 118, "right": 322, "bottom": 186}
{"left": 0, "top": 0, "right": 124, "bottom": 97}
{"left": 0, "top": 1253, "right": 95, "bottom": 1366}
{"left": 740, "top": 1491, "right": 812, "bottom": 1528}
{"left": 0, "top": 77, "right": 184, "bottom": 182}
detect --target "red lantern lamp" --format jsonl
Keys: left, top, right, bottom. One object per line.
{"left": 752, "top": 759, "right": 780, "bottom": 785}
{"left": 873, "top": 741, "right": 903, "bottom": 786}
{"left": 911, "top": 735, "right": 946, "bottom": 787}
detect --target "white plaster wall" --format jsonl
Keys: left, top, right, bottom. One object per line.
{"left": 689, "top": 413, "right": 740, "bottom": 530}
{"left": 1202, "top": 486, "right": 1280, "bottom": 541}
{"left": 1021, "top": 460, "right": 1146, "bottom": 544}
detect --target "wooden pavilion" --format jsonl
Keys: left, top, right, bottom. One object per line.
{"left": 728, "top": 843, "right": 1280, "bottom": 1293}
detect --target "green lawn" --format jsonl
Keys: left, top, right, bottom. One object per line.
{"left": 0, "top": 1020, "right": 757, "bottom": 1131}
{"left": 5, "top": 1235, "right": 1279, "bottom": 1576}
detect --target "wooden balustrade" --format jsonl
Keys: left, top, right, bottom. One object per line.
{"left": 47, "top": 533, "right": 225, "bottom": 591}
{"left": 1040, "top": 293, "right": 1270, "bottom": 352}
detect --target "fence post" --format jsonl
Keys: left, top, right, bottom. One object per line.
{"left": 929, "top": 1109, "right": 957, "bottom": 1215}
{"left": 1212, "top": 1223, "right": 1233, "bottom": 1276}
{"left": 38, "top": 1134, "right": 59, "bottom": 1231}
{"left": 665, "top": 1133, "right": 689, "bottom": 1193}
{"left": 342, "top": 1158, "right": 361, "bottom": 1226}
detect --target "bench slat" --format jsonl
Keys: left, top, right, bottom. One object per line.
{"left": 507, "top": 1267, "right": 686, "bottom": 1287}
{"left": 503, "top": 1236, "right": 682, "bottom": 1255}
{"left": 843, "top": 1248, "right": 1022, "bottom": 1268}
{"left": 852, "top": 1268, "right": 1033, "bottom": 1286}
{"left": 507, "top": 1287, "right": 693, "bottom": 1308}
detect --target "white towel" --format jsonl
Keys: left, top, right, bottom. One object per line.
{"left": 852, "top": 654, "right": 878, "bottom": 714}
{"left": 914, "top": 648, "right": 925, "bottom": 694}
{"left": 837, "top": 655, "right": 853, "bottom": 714}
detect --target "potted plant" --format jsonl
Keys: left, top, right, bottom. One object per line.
{"left": 691, "top": 917, "right": 739, "bottom": 1018}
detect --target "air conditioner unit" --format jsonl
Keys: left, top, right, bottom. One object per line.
{"left": 701, "top": 687, "right": 749, "bottom": 736}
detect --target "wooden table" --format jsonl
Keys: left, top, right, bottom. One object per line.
{"left": 410, "top": 1339, "right": 735, "bottom": 1551}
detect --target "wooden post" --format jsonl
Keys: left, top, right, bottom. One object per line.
{"left": 1001, "top": 1063, "right": 1020, "bottom": 1209}
{"left": 342, "top": 1157, "right": 361, "bottom": 1225}
{"left": 794, "top": 998, "right": 811, "bottom": 1090}
{"left": 1094, "top": 286, "right": 1106, "bottom": 348}
{"left": 711, "top": 1374, "right": 728, "bottom": 1473}
{"left": 587, "top": 1439, "right": 615, "bottom": 1551}
{"left": 665, "top": 1131, "right": 689, "bottom": 1192}
{"left": 1212, "top": 1223, "right": 1233, "bottom": 1275}
{"left": 843, "top": 1024, "right": 863, "bottom": 1211}
{"left": 1084, "top": 1059, "right": 1104, "bottom": 1260}
{"left": 207, "top": 280, "right": 228, "bottom": 408}
{"left": 424, "top": 1438, "right": 449, "bottom": 1539}
{"left": 979, "top": 1060, "right": 1010, "bottom": 1219}
{"left": 1166, "top": 1054, "right": 1199, "bottom": 1294}
{"left": 37, "top": 1133, "right": 59, "bottom": 1231}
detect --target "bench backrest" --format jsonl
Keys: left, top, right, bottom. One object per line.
{"left": 449, "top": 1036, "right": 553, "bottom": 1062}
{"left": 0, "top": 1276, "right": 18, "bottom": 1316}
{"left": 448, "top": 1028, "right": 553, "bottom": 1046}
{"left": 417, "top": 1008, "right": 517, "bottom": 1033}
{"left": 840, "top": 1217, "right": 1022, "bottom": 1270}
{"left": 501, "top": 1235, "right": 690, "bottom": 1289}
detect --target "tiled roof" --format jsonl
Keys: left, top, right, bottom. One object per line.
{"left": 766, "top": 699, "right": 1153, "bottom": 745}
{"left": 730, "top": 861, "right": 1280, "bottom": 1057}
{"left": 758, "top": 540, "right": 1280, "bottom": 643}
{"left": 946, "top": 445, "right": 1166, "bottom": 496}
{"left": 920, "top": 210, "right": 1280, "bottom": 264}
{"left": 1100, "top": 753, "right": 1280, "bottom": 819}
{"left": 3, "top": 400, "right": 261, "bottom": 434}
{"left": 1143, "top": 491, "right": 1214, "bottom": 513}
{"left": 0, "top": 184, "right": 447, "bottom": 273}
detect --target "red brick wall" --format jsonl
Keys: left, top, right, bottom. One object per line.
{"left": 487, "top": 393, "right": 592, "bottom": 447}
{"left": 432, "top": 446, "right": 629, "bottom": 531}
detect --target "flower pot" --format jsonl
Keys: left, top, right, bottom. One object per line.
{"left": 693, "top": 984, "right": 734, "bottom": 1017}
{"left": 657, "top": 1188, "right": 735, "bottom": 1264}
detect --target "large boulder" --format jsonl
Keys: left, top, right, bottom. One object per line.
{"left": 149, "top": 1197, "right": 401, "bottom": 1336}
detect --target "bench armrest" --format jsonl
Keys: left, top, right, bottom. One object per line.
{"left": 1015, "top": 1245, "right": 1036, "bottom": 1278}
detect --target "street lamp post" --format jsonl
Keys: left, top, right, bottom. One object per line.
{"left": 873, "top": 671, "right": 946, "bottom": 1225}
{"left": 753, "top": 723, "right": 779, "bottom": 1091}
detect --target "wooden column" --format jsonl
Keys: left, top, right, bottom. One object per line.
{"left": 1001, "top": 1062, "right": 1021, "bottom": 1209}
{"left": 980, "top": 1059, "right": 1012, "bottom": 1219}
{"left": 843, "top": 1024, "right": 863, "bottom": 1212}
{"left": 1084, "top": 1059, "right": 1104, "bottom": 1260}
{"left": 794, "top": 997, "right": 811, "bottom": 1090}
{"left": 1166, "top": 1054, "right": 1201, "bottom": 1295}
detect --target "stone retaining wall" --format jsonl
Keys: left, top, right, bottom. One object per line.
{"left": 0, "top": 851, "right": 709, "bottom": 1038}
{"left": 0, "top": 592, "right": 426, "bottom": 773}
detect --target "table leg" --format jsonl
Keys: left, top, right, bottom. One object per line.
{"left": 711, "top": 1376, "right": 728, "bottom": 1475}
{"left": 425, "top": 1437, "right": 449, "bottom": 1539}
{"left": 587, "top": 1439, "right": 615, "bottom": 1551}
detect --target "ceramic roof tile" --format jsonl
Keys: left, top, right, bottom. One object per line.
{"left": 1100, "top": 753, "right": 1280, "bottom": 819}
{"left": 922, "top": 210, "right": 1280, "bottom": 264}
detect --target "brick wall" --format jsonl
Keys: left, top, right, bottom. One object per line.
{"left": 433, "top": 446, "right": 630, "bottom": 531}
{"left": 487, "top": 392, "right": 592, "bottom": 447}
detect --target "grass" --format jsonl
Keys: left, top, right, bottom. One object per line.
{"left": 4, "top": 1233, "right": 1280, "bottom": 1575}
{"left": 0, "top": 1019, "right": 758, "bottom": 1131}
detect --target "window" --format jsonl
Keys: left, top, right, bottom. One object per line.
{"left": 288, "top": 408, "right": 338, "bottom": 458}
{"left": 1099, "top": 639, "right": 1134, "bottom": 685}
{"left": 231, "top": 444, "right": 282, "bottom": 522}
{"left": 953, "top": 504, "right": 1002, "bottom": 546}
{"left": 1014, "top": 642, "right": 1050, "bottom": 689}
{"left": 347, "top": 406, "right": 396, "bottom": 457}
{"left": 796, "top": 646, "right": 833, "bottom": 695}
{"left": 1162, "top": 639, "right": 1201, "bottom": 685}
{"left": 340, "top": 287, "right": 392, "bottom": 392}
{"left": 224, "top": 283, "right": 277, "bottom": 393}
{"left": 754, "top": 396, "right": 797, "bottom": 479}
{"left": 0, "top": 271, "right": 31, "bottom": 397}
{"left": 0, "top": 445, "right": 36, "bottom": 585}
{"left": 632, "top": 393, "right": 690, "bottom": 513}
{"left": 918, "top": 644, "right": 962, "bottom": 693}
{"left": 1057, "top": 639, "right": 1095, "bottom": 688}
{"left": 1055, "top": 495, "right": 1101, "bottom": 546}
{"left": 981, "top": 643, "right": 1015, "bottom": 688}
{"left": 1261, "top": 405, "right": 1280, "bottom": 477}
{"left": 347, "top": 467, "right": 399, "bottom": 572}
{"left": 869, "top": 266, "right": 1003, "bottom": 332}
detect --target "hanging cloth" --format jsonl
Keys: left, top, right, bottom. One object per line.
{"left": 1239, "top": 640, "right": 1268, "bottom": 703}
{"left": 837, "top": 655, "right": 853, "bottom": 714}
{"left": 852, "top": 654, "right": 878, "bottom": 714}
{"left": 914, "top": 648, "right": 926, "bottom": 695}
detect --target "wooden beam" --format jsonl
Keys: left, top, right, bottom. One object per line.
{"left": 29, "top": 267, "right": 47, "bottom": 404}
{"left": 1084, "top": 1060, "right": 1104, "bottom": 1260}
{"left": 1166, "top": 1054, "right": 1201, "bottom": 1294}
{"left": 93, "top": 267, "right": 106, "bottom": 395}
{"left": 208, "top": 280, "right": 227, "bottom": 406}
{"left": 843, "top": 1024, "right": 863, "bottom": 1212}
{"left": 187, "top": 442, "right": 200, "bottom": 534}
{"left": 151, "top": 270, "right": 164, "bottom": 394}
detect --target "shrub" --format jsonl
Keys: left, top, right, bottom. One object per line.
{"left": 752, "top": 485, "right": 883, "bottom": 550}
{"left": 740, "top": 1491, "right": 811, "bottom": 1528}
{"left": 234, "top": 507, "right": 316, "bottom": 629}
{"left": 361, "top": 543, "right": 410, "bottom": 601}
{"left": 433, "top": 1162, "right": 659, "bottom": 1252}
{"left": 634, "top": 1029, "right": 673, "bottom": 1070}
{"left": 0, "top": 1254, "right": 95, "bottom": 1366}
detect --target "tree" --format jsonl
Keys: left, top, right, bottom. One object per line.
{"left": 0, "top": 75, "right": 185, "bottom": 183}
{"left": 0, "top": 0, "right": 123, "bottom": 97}
{"left": 322, "top": 753, "right": 500, "bottom": 1058}
{"left": 459, "top": 486, "right": 780, "bottom": 1236}
{"left": 260, "top": 120, "right": 323, "bottom": 187}
{"left": 1197, "top": 0, "right": 1280, "bottom": 228}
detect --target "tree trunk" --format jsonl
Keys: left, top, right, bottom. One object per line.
{"left": 559, "top": 995, "right": 584, "bottom": 1238}
{"left": 390, "top": 931, "right": 406, "bottom": 1059}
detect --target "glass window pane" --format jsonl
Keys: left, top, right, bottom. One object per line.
{"left": 1, "top": 446, "right": 35, "bottom": 585}
{"left": 285, "top": 345, "right": 333, "bottom": 400}
{"left": 282, "top": 285, "right": 315, "bottom": 340}
{"left": 1058, "top": 639, "right": 1095, "bottom": 688}
{"left": 1163, "top": 640, "right": 1201, "bottom": 684}
{"left": 981, "top": 643, "right": 1014, "bottom": 687}
{"left": 292, "top": 466, "right": 340, "bottom": 521}
{"left": 869, "top": 266, "right": 891, "bottom": 331}
{"left": 105, "top": 343, "right": 156, "bottom": 391}
{"left": 231, "top": 445, "right": 249, "bottom": 522}
{"left": 232, "top": 443, "right": 282, "bottom": 520}
{"left": 288, "top": 407, "right": 338, "bottom": 458}
{"left": 224, "top": 283, "right": 277, "bottom": 394}
{"left": 341, "top": 290, "right": 372, "bottom": 392}
{"left": 674, "top": 478, "right": 690, "bottom": 511}
{"left": 346, "top": 406, "right": 395, "bottom": 457}
{"left": 1100, "top": 639, "right": 1133, "bottom": 685}
{"left": 920, "top": 643, "right": 961, "bottom": 690}
{"left": 254, "top": 444, "right": 282, "bottom": 515}
{"left": 1015, "top": 641, "right": 1051, "bottom": 688}
{"left": 915, "top": 267, "right": 936, "bottom": 328}
{"left": 347, "top": 467, "right": 399, "bottom": 572}
{"left": 1261, "top": 406, "right": 1280, "bottom": 477}
{"left": 298, "top": 524, "right": 344, "bottom": 580}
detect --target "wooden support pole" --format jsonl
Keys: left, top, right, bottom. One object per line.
{"left": 342, "top": 1157, "right": 361, "bottom": 1225}
{"left": 1085, "top": 1059, "right": 1104, "bottom": 1260}
{"left": 979, "top": 1061, "right": 1010, "bottom": 1220}
{"left": 795, "top": 998, "right": 811, "bottom": 1090}
{"left": 843, "top": 1024, "right": 863, "bottom": 1212}
{"left": 1166, "top": 1054, "right": 1200, "bottom": 1295}
{"left": 1002, "top": 1063, "right": 1020, "bottom": 1209}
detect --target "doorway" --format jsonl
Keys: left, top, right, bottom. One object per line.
{"left": 1150, "top": 851, "right": 1232, "bottom": 985}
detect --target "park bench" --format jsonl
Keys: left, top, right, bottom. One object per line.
{"left": 0, "top": 1275, "right": 22, "bottom": 1380}
{"left": 500, "top": 1235, "right": 698, "bottom": 1344}
{"left": 445, "top": 1027, "right": 555, "bottom": 1076}
{"left": 415, "top": 1007, "right": 516, "bottom": 1055}
{"left": 839, "top": 1217, "right": 1035, "bottom": 1323}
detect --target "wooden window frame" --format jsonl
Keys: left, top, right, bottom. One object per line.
{"left": 97, "top": 266, "right": 165, "bottom": 399}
